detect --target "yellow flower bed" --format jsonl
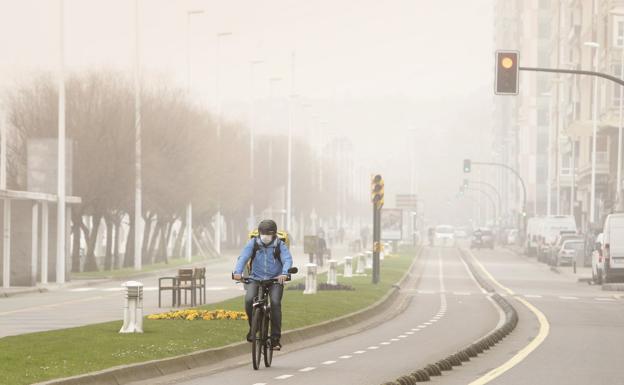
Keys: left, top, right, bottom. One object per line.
{"left": 147, "top": 309, "right": 247, "bottom": 321}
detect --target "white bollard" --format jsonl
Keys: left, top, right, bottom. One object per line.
{"left": 344, "top": 256, "right": 353, "bottom": 278}
{"left": 327, "top": 260, "right": 337, "bottom": 285}
{"left": 356, "top": 253, "right": 365, "bottom": 274}
{"left": 303, "top": 263, "right": 318, "bottom": 295}
{"left": 365, "top": 251, "right": 373, "bottom": 269}
{"left": 119, "top": 281, "right": 144, "bottom": 333}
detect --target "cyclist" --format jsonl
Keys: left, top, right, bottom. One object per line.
{"left": 233, "top": 219, "right": 293, "bottom": 351}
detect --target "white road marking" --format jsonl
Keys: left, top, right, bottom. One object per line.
{"left": 69, "top": 288, "right": 96, "bottom": 292}
{"left": 595, "top": 297, "right": 615, "bottom": 301}
{"left": 559, "top": 296, "right": 578, "bottom": 300}
{"left": 390, "top": 338, "right": 400, "bottom": 341}
{"left": 354, "top": 350, "right": 366, "bottom": 354}
{"left": 405, "top": 331, "right": 414, "bottom": 334}
{"left": 465, "top": 248, "right": 550, "bottom": 385}
{"left": 424, "top": 322, "right": 432, "bottom": 325}
{"left": 411, "top": 328, "right": 419, "bottom": 331}
{"left": 252, "top": 383, "right": 267, "bottom": 385}
{"left": 398, "top": 335, "right": 407, "bottom": 338}
{"left": 524, "top": 294, "right": 542, "bottom": 298}
{"left": 453, "top": 291, "right": 471, "bottom": 296}
{"left": 299, "top": 367, "right": 316, "bottom": 372}
{"left": 430, "top": 319, "right": 438, "bottom": 323}
{"left": 380, "top": 342, "right": 391, "bottom": 345}
{"left": 275, "top": 374, "right": 293, "bottom": 379}
{"left": 417, "top": 290, "right": 436, "bottom": 294}
{"left": 322, "top": 360, "right": 337, "bottom": 365}
{"left": 339, "top": 355, "right": 352, "bottom": 359}
{"left": 367, "top": 346, "right": 379, "bottom": 350}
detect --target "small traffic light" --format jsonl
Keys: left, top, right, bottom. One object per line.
{"left": 371, "top": 174, "right": 384, "bottom": 210}
{"left": 463, "top": 178, "right": 469, "bottom": 188}
{"left": 463, "top": 159, "right": 471, "bottom": 173}
{"left": 495, "top": 50, "right": 519, "bottom": 95}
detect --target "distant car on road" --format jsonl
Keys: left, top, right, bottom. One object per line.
{"left": 471, "top": 227, "right": 494, "bottom": 249}
{"left": 547, "top": 232, "right": 582, "bottom": 265}
{"left": 555, "top": 239, "right": 584, "bottom": 266}
{"left": 434, "top": 225, "right": 455, "bottom": 246}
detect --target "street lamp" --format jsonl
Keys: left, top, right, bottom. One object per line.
{"left": 249, "top": 59, "right": 263, "bottom": 229}
{"left": 133, "top": 0, "right": 143, "bottom": 271}
{"left": 541, "top": 91, "right": 553, "bottom": 216}
{"left": 184, "top": 9, "right": 203, "bottom": 262}
{"left": 585, "top": 41, "right": 599, "bottom": 226}
{"left": 268, "top": 77, "right": 283, "bottom": 220}
{"left": 214, "top": 31, "right": 232, "bottom": 256}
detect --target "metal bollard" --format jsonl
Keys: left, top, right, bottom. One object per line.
{"left": 119, "top": 281, "right": 144, "bottom": 333}
{"left": 365, "top": 251, "right": 373, "bottom": 269}
{"left": 303, "top": 263, "right": 318, "bottom": 295}
{"left": 344, "top": 256, "right": 353, "bottom": 278}
{"left": 327, "top": 260, "right": 338, "bottom": 285}
{"left": 356, "top": 253, "right": 365, "bottom": 274}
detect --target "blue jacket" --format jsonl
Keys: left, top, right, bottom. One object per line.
{"left": 234, "top": 237, "right": 293, "bottom": 280}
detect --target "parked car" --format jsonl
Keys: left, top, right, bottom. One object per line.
{"left": 547, "top": 232, "right": 582, "bottom": 265}
{"left": 471, "top": 227, "right": 494, "bottom": 249}
{"left": 435, "top": 225, "right": 455, "bottom": 246}
{"left": 595, "top": 214, "right": 624, "bottom": 283}
{"left": 525, "top": 216, "right": 544, "bottom": 256}
{"left": 536, "top": 215, "right": 577, "bottom": 263}
{"left": 555, "top": 239, "right": 584, "bottom": 266}
{"left": 454, "top": 227, "right": 469, "bottom": 239}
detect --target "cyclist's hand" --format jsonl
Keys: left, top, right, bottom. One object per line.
{"left": 277, "top": 275, "right": 288, "bottom": 284}
{"left": 233, "top": 273, "right": 242, "bottom": 281}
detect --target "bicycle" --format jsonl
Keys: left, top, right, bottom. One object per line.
{"left": 233, "top": 267, "right": 298, "bottom": 370}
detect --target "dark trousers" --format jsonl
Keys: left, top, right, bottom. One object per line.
{"left": 245, "top": 280, "right": 284, "bottom": 339}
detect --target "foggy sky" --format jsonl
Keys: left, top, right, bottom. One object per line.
{"left": 0, "top": 0, "right": 495, "bottom": 224}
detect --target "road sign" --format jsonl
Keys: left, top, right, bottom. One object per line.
{"left": 381, "top": 209, "right": 403, "bottom": 241}
{"left": 396, "top": 194, "right": 417, "bottom": 210}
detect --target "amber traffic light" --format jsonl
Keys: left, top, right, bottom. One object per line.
{"left": 495, "top": 51, "right": 519, "bottom": 95}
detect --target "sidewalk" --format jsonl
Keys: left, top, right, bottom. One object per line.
{"left": 504, "top": 245, "right": 592, "bottom": 282}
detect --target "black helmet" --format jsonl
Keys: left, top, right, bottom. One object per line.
{"left": 258, "top": 219, "right": 278, "bottom": 234}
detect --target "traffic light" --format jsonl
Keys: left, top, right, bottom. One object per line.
{"left": 463, "top": 178, "right": 469, "bottom": 188}
{"left": 371, "top": 174, "right": 384, "bottom": 210}
{"left": 495, "top": 50, "right": 519, "bottom": 95}
{"left": 463, "top": 159, "right": 471, "bottom": 173}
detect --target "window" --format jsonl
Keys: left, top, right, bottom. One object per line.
{"left": 614, "top": 16, "right": 624, "bottom": 48}
{"left": 613, "top": 64, "right": 623, "bottom": 107}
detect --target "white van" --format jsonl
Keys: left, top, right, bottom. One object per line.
{"left": 525, "top": 216, "right": 543, "bottom": 256}
{"left": 536, "top": 215, "right": 577, "bottom": 262}
{"left": 599, "top": 213, "right": 624, "bottom": 283}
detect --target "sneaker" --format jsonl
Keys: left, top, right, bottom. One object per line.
{"left": 271, "top": 338, "right": 282, "bottom": 351}
{"left": 246, "top": 332, "right": 253, "bottom": 342}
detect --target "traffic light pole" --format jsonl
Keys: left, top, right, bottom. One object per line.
{"left": 372, "top": 204, "right": 381, "bottom": 284}
{"left": 519, "top": 66, "right": 624, "bottom": 86}
{"left": 472, "top": 161, "right": 527, "bottom": 235}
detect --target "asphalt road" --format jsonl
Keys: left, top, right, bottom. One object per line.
{"left": 145, "top": 246, "right": 500, "bottom": 385}
{"left": 437, "top": 246, "right": 624, "bottom": 385}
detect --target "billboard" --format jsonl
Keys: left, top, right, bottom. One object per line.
{"left": 381, "top": 208, "right": 402, "bottom": 240}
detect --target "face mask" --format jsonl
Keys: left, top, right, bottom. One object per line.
{"left": 260, "top": 234, "right": 273, "bottom": 244}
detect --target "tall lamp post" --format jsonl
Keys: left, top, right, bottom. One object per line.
{"left": 585, "top": 41, "right": 600, "bottom": 226}
{"left": 184, "top": 9, "right": 203, "bottom": 262}
{"left": 214, "top": 31, "right": 232, "bottom": 255}
{"left": 57, "top": 0, "right": 67, "bottom": 282}
{"left": 286, "top": 52, "right": 296, "bottom": 232}
{"left": 133, "top": 0, "right": 143, "bottom": 270}
{"left": 610, "top": 11, "right": 624, "bottom": 210}
{"left": 248, "top": 59, "right": 263, "bottom": 229}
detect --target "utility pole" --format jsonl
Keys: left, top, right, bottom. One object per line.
{"left": 371, "top": 174, "right": 384, "bottom": 284}
{"left": 133, "top": 0, "right": 142, "bottom": 270}
{"left": 57, "top": 0, "right": 67, "bottom": 283}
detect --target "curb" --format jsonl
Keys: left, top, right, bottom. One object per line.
{"left": 380, "top": 247, "right": 519, "bottom": 385}
{"left": 0, "top": 287, "right": 49, "bottom": 298}
{"left": 602, "top": 283, "right": 624, "bottom": 291}
{"left": 36, "top": 247, "right": 424, "bottom": 385}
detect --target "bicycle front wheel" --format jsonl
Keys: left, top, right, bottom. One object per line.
{"left": 263, "top": 310, "right": 273, "bottom": 367}
{"left": 251, "top": 307, "right": 263, "bottom": 370}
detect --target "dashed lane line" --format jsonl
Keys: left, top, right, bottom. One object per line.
{"left": 299, "top": 367, "right": 316, "bottom": 372}
{"left": 275, "top": 374, "right": 293, "bottom": 380}
{"left": 339, "top": 355, "right": 352, "bottom": 359}
{"left": 353, "top": 350, "right": 366, "bottom": 354}
{"left": 559, "top": 296, "right": 578, "bottom": 300}
{"left": 322, "top": 360, "right": 337, "bottom": 365}
{"left": 595, "top": 297, "right": 615, "bottom": 301}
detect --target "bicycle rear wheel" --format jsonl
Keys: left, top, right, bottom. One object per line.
{"left": 263, "top": 310, "right": 273, "bottom": 367}
{"left": 251, "top": 307, "right": 263, "bottom": 370}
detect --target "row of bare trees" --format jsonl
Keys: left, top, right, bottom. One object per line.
{"left": 3, "top": 71, "right": 359, "bottom": 272}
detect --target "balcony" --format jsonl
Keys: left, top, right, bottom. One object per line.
{"left": 577, "top": 151, "right": 610, "bottom": 184}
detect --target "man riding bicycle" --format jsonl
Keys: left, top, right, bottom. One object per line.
{"left": 233, "top": 219, "right": 293, "bottom": 350}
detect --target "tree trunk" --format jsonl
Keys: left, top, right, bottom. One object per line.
{"left": 83, "top": 213, "right": 102, "bottom": 272}
{"left": 164, "top": 219, "right": 174, "bottom": 261}
{"left": 156, "top": 220, "right": 169, "bottom": 264}
{"left": 103, "top": 215, "right": 113, "bottom": 271}
{"left": 173, "top": 220, "right": 186, "bottom": 259}
{"left": 123, "top": 216, "right": 134, "bottom": 268}
{"left": 71, "top": 210, "right": 83, "bottom": 273}
{"left": 142, "top": 212, "right": 154, "bottom": 265}
{"left": 148, "top": 220, "right": 162, "bottom": 263}
{"left": 113, "top": 217, "right": 121, "bottom": 270}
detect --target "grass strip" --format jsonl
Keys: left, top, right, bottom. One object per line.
{"left": 0, "top": 249, "right": 415, "bottom": 385}
{"left": 71, "top": 255, "right": 207, "bottom": 280}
